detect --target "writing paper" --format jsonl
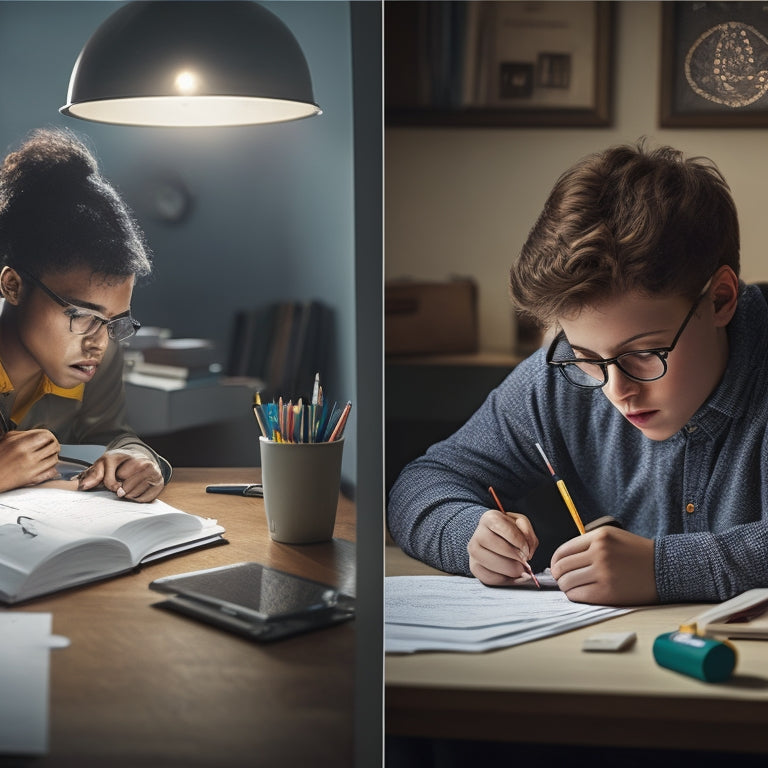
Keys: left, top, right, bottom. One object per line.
{"left": 385, "top": 575, "right": 631, "bottom": 653}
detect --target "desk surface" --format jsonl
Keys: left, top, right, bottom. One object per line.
{"left": 2, "top": 468, "right": 356, "bottom": 768}
{"left": 386, "top": 546, "right": 768, "bottom": 754}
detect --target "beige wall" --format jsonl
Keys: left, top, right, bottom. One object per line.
{"left": 385, "top": 1, "right": 768, "bottom": 353}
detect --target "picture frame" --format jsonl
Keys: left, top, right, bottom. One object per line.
{"left": 385, "top": 1, "right": 614, "bottom": 128}
{"left": 660, "top": 1, "right": 768, "bottom": 127}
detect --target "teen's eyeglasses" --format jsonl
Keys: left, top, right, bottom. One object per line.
{"left": 546, "top": 281, "right": 711, "bottom": 389}
{"left": 18, "top": 270, "right": 141, "bottom": 342}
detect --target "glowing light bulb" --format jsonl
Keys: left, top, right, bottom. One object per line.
{"left": 174, "top": 71, "right": 198, "bottom": 95}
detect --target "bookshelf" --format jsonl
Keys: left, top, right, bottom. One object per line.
{"left": 227, "top": 299, "right": 333, "bottom": 401}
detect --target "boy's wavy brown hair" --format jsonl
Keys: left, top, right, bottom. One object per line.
{"left": 509, "top": 141, "right": 740, "bottom": 326}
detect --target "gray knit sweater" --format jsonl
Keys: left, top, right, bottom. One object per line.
{"left": 387, "top": 283, "right": 768, "bottom": 603}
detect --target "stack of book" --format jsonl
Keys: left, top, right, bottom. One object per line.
{"left": 124, "top": 338, "right": 223, "bottom": 388}
{"left": 226, "top": 300, "right": 333, "bottom": 401}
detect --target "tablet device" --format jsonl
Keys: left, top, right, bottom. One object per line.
{"left": 150, "top": 562, "right": 355, "bottom": 642}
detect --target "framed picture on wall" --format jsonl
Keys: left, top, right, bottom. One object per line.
{"left": 660, "top": 1, "right": 768, "bottom": 127}
{"left": 385, "top": 1, "right": 614, "bottom": 127}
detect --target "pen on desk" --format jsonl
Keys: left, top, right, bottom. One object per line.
{"left": 488, "top": 486, "right": 540, "bottom": 589}
{"left": 206, "top": 484, "right": 263, "bottom": 497}
{"left": 534, "top": 442, "right": 586, "bottom": 535}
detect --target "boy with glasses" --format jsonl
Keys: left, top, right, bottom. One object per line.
{"left": 0, "top": 128, "right": 170, "bottom": 501}
{"left": 387, "top": 141, "right": 760, "bottom": 605}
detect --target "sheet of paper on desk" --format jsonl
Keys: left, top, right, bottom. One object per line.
{"left": 0, "top": 613, "right": 69, "bottom": 755}
{"left": 385, "top": 575, "right": 632, "bottom": 653}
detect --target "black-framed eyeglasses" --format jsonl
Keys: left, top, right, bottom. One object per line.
{"left": 18, "top": 270, "right": 140, "bottom": 342}
{"left": 546, "top": 281, "right": 711, "bottom": 389}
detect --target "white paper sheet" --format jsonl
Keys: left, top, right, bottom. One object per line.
{"left": 385, "top": 575, "right": 632, "bottom": 653}
{"left": 0, "top": 613, "right": 69, "bottom": 755}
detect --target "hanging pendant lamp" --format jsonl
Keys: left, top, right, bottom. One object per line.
{"left": 60, "top": 0, "right": 321, "bottom": 127}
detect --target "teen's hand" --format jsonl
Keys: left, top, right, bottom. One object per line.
{"left": 468, "top": 509, "right": 539, "bottom": 585}
{"left": 550, "top": 526, "right": 658, "bottom": 605}
{"left": 0, "top": 429, "right": 60, "bottom": 491}
{"left": 78, "top": 448, "right": 164, "bottom": 502}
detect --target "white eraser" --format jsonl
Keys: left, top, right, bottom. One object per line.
{"left": 582, "top": 631, "right": 637, "bottom": 652}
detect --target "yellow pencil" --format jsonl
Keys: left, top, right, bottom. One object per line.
{"left": 534, "top": 443, "right": 586, "bottom": 535}
{"left": 252, "top": 404, "right": 268, "bottom": 437}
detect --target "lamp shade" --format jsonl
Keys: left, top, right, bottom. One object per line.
{"left": 60, "top": 0, "right": 321, "bottom": 127}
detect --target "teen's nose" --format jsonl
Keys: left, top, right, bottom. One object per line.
{"left": 82, "top": 323, "right": 109, "bottom": 353}
{"left": 602, "top": 365, "right": 642, "bottom": 403}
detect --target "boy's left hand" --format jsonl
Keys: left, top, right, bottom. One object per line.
{"left": 78, "top": 449, "right": 164, "bottom": 503}
{"left": 550, "top": 526, "right": 658, "bottom": 606}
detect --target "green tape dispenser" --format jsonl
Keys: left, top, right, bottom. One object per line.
{"left": 652, "top": 622, "right": 737, "bottom": 683}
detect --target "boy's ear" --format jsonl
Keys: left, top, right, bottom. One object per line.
{"left": 0, "top": 267, "right": 22, "bottom": 305}
{"left": 710, "top": 265, "right": 739, "bottom": 327}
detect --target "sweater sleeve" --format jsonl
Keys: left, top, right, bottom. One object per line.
{"left": 656, "top": 523, "right": 768, "bottom": 602}
{"left": 387, "top": 357, "right": 550, "bottom": 575}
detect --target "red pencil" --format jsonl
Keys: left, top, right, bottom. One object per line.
{"left": 328, "top": 400, "right": 352, "bottom": 442}
{"left": 488, "top": 486, "right": 540, "bottom": 589}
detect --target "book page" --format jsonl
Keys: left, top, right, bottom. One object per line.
{"left": 0, "top": 488, "right": 223, "bottom": 572}
{"left": 0, "top": 488, "right": 216, "bottom": 537}
{"left": 0, "top": 489, "right": 225, "bottom": 602}
{"left": 0, "top": 505, "right": 102, "bottom": 599}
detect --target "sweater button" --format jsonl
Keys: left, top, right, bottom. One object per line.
{"left": 686, "top": 503, "right": 695, "bottom": 514}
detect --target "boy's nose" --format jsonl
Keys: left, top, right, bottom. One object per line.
{"left": 602, "top": 365, "right": 642, "bottom": 402}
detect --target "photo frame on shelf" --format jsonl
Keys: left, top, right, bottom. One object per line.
{"left": 385, "top": 1, "right": 614, "bottom": 128}
{"left": 660, "top": 1, "right": 768, "bottom": 127}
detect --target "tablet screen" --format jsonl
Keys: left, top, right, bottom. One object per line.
{"left": 150, "top": 562, "right": 350, "bottom": 622}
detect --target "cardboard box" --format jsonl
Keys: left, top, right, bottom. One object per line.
{"left": 385, "top": 279, "right": 478, "bottom": 355}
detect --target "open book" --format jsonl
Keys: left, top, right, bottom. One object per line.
{"left": 686, "top": 588, "right": 768, "bottom": 640}
{"left": 0, "top": 487, "right": 226, "bottom": 604}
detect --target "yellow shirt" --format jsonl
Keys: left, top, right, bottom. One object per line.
{"left": 0, "top": 359, "right": 83, "bottom": 425}
{"left": 0, "top": 342, "right": 170, "bottom": 482}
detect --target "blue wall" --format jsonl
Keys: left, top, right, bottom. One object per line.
{"left": 0, "top": 0, "right": 360, "bottom": 482}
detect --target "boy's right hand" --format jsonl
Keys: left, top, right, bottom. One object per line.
{"left": 0, "top": 429, "right": 60, "bottom": 491}
{"left": 468, "top": 509, "right": 539, "bottom": 585}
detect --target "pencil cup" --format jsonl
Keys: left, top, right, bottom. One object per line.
{"left": 258, "top": 437, "right": 344, "bottom": 544}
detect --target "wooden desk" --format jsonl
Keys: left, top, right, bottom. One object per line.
{"left": 1, "top": 469, "right": 355, "bottom": 767}
{"left": 386, "top": 546, "right": 768, "bottom": 755}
